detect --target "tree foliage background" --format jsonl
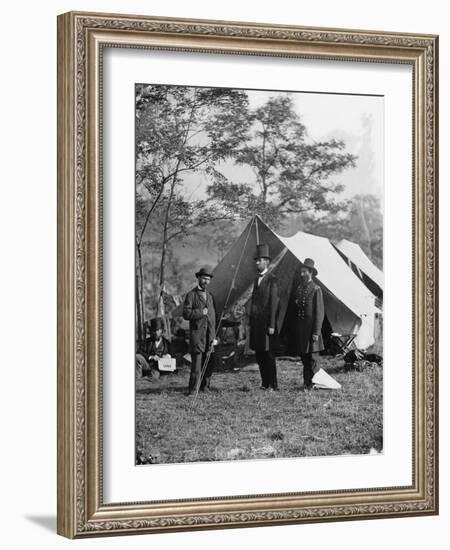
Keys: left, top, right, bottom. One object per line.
{"left": 135, "top": 83, "right": 383, "bottom": 331}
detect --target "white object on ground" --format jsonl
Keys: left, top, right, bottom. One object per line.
{"left": 312, "top": 368, "right": 342, "bottom": 390}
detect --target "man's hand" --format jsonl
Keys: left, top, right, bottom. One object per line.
{"left": 202, "top": 307, "right": 208, "bottom": 315}
{"left": 312, "top": 334, "right": 319, "bottom": 342}
{"left": 268, "top": 327, "right": 275, "bottom": 335}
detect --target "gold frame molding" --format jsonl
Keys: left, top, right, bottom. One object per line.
{"left": 57, "top": 11, "right": 439, "bottom": 538}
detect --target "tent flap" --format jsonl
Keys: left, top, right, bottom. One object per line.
{"left": 209, "top": 216, "right": 377, "bottom": 350}
{"left": 335, "top": 239, "right": 383, "bottom": 299}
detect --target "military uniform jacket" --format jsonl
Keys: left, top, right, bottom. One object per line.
{"left": 249, "top": 272, "right": 280, "bottom": 352}
{"left": 293, "top": 279, "right": 325, "bottom": 354}
{"left": 183, "top": 287, "right": 216, "bottom": 353}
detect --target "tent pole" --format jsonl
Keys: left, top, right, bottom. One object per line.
{"left": 190, "top": 216, "right": 256, "bottom": 408}
{"left": 255, "top": 215, "right": 260, "bottom": 245}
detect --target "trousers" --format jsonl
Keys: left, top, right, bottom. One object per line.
{"left": 188, "top": 352, "right": 215, "bottom": 393}
{"left": 299, "top": 352, "right": 320, "bottom": 387}
{"left": 255, "top": 351, "right": 278, "bottom": 389}
{"left": 135, "top": 353, "right": 160, "bottom": 380}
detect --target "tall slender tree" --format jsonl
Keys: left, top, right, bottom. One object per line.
{"left": 135, "top": 85, "right": 250, "bottom": 334}
{"left": 207, "top": 95, "right": 357, "bottom": 227}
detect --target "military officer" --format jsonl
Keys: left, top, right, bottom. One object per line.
{"left": 292, "top": 258, "right": 325, "bottom": 390}
{"left": 249, "top": 244, "right": 280, "bottom": 391}
{"left": 182, "top": 266, "right": 217, "bottom": 395}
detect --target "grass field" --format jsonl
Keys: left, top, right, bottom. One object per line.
{"left": 135, "top": 356, "right": 383, "bottom": 465}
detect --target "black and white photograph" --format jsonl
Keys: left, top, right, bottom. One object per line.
{"left": 0, "top": 0, "right": 443, "bottom": 544}
{"left": 134, "top": 83, "right": 384, "bottom": 466}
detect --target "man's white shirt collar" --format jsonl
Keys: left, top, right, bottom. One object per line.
{"left": 257, "top": 268, "right": 268, "bottom": 285}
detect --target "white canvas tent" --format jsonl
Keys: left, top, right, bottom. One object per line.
{"left": 209, "top": 216, "right": 378, "bottom": 350}
{"left": 334, "top": 239, "right": 384, "bottom": 300}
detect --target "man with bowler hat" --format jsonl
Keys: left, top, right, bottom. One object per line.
{"left": 183, "top": 266, "right": 217, "bottom": 395}
{"left": 292, "top": 258, "right": 325, "bottom": 390}
{"left": 249, "top": 244, "right": 280, "bottom": 391}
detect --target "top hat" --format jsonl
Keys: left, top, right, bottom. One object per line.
{"left": 149, "top": 317, "right": 164, "bottom": 331}
{"left": 301, "top": 258, "right": 318, "bottom": 277}
{"left": 254, "top": 243, "right": 271, "bottom": 261}
{"left": 195, "top": 266, "right": 214, "bottom": 278}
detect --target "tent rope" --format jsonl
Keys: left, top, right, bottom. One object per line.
{"left": 190, "top": 216, "right": 256, "bottom": 407}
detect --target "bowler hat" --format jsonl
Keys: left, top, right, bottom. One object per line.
{"left": 254, "top": 243, "right": 271, "bottom": 261}
{"left": 195, "top": 266, "right": 214, "bottom": 278}
{"left": 302, "top": 258, "right": 318, "bottom": 277}
{"left": 149, "top": 317, "right": 164, "bottom": 331}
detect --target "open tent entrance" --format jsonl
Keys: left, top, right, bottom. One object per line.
{"left": 208, "top": 215, "right": 378, "bottom": 353}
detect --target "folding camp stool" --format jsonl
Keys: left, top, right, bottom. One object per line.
{"left": 330, "top": 333, "right": 357, "bottom": 356}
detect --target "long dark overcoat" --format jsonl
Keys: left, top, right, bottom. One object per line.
{"left": 292, "top": 279, "right": 325, "bottom": 354}
{"left": 249, "top": 272, "right": 280, "bottom": 352}
{"left": 183, "top": 287, "right": 216, "bottom": 353}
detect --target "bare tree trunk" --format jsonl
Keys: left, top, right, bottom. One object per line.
{"left": 138, "top": 179, "right": 165, "bottom": 246}
{"left": 135, "top": 267, "right": 143, "bottom": 346}
{"left": 136, "top": 242, "right": 145, "bottom": 328}
{"left": 158, "top": 95, "right": 197, "bottom": 289}
{"left": 135, "top": 179, "right": 166, "bottom": 338}
{"left": 159, "top": 177, "right": 177, "bottom": 288}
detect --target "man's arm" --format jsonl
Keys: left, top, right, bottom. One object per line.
{"left": 313, "top": 286, "right": 325, "bottom": 336}
{"left": 268, "top": 276, "right": 280, "bottom": 334}
{"left": 210, "top": 293, "right": 219, "bottom": 345}
{"left": 162, "top": 338, "right": 171, "bottom": 357}
{"left": 182, "top": 291, "right": 204, "bottom": 321}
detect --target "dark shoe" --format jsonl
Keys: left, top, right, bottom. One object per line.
{"left": 260, "top": 385, "right": 269, "bottom": 390}
{"left": 184, "top": 391, "right": 194, "bottom": 397}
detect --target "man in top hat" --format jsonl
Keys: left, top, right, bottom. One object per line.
{"left": 136, "top": 317, "right": 170, "bottom": 379}
{"left": 182, "top": 266, "right": 218, "bottom": 395}
{"left": 292, "top": 258, "right": 325, "bottom": 390}
{"left": 249, "top": 243, "right": 280, "bottom": 391}
{"left": 145, "top": 317, "right": 171, "bottom": 372}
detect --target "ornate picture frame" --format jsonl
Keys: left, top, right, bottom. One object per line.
{"left": 57, "top": 11, "right": 438, "bottom": 538}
